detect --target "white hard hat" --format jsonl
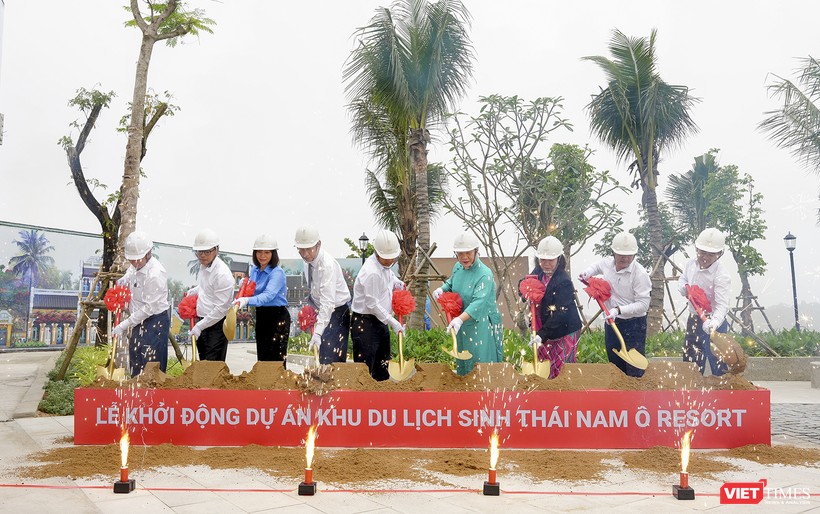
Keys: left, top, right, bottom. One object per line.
{"left": 252, "top": 233, "right": 278, "bottom": 251}
{"left": 192, "top": 229, "right": 220, "bottom": 251}
{"left": 294, "top": 225, "right": 320, "bottom": 248}
{"left": 536, "top": 236, "right": 563, "bottom": 260}
{"left": 124, "top": 231, "right": 152, "bottom": 260}
{"left": 695, "top": 227, "right": 725, "bottom": 253}
{"left": 373, "top": 230, "right": 401, "bottom": 259}
{"left": 610, "top": 231, "right": 638, "bottom": 256}
{"left": 453, "top": 231, "right": 480, "bottom": 252}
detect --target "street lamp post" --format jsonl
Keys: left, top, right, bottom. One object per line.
{"left": 783, "top": 232, "right": 800, "bottom": 332}
{"left": 358, "top": 233, "right": 369, "bottom": 266}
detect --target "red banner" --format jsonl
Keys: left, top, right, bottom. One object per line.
{"left": 74, "top": 388, "right": 770, "bottom": 449}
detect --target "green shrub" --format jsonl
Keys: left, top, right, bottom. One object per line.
{"left": 576, "top": 331, "right": 608, "bottom": 363}
{"left": 645, "top": 331, "right": 685, "bottom": 357}
{"left": 12, "top": 339, "right": 48, "bottom": 348}
{"left": 38, "top": 378, "right": 79, "bottom": 415}
{"left": 752, "top": 328, "right": 819, "bottom": 357}
{"left": 392, "top": 328, "right": 453, "bottom": 366}
{"left": 165, "top": 359, "right": 187, "bottom": 377}
{"left": 40, "top": 345, "right": 110, "bottom": 415}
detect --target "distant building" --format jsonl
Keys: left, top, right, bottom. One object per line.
{"left": 29, "top": 289, "right": 79, "bottom": 345}
{"left": 0, "top": 0, "right": 5, "bottom": 145}
{"left": 27, "top": 257, "right": 104, "bottom": 345}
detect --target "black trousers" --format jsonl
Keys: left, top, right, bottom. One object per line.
{"left": 318, "top": 303, "right": 351, "bottom": 364}
{"left": 351, "top": 312, "right": 391, "bottom": 381}
{"left": 127, "top": 312, "right": 169, "bottom": 376}
{"left": 604, "top": 315, "right": 646, "bottom": 377}
{"left": 255, "top": 306, "right": 291, "bottom": 361}
{"left": 196, "top": 317, "right": 228, "bottom": 361}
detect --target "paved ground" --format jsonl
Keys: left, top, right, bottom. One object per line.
{"left": 0, "top": 345, "right": 818, "bottom": 513}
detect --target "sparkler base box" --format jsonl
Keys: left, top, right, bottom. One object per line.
{"left": 483, "top": 481, "right": 500, "bottom": 496}
{"left": 113, "top": 478, "right": 135, "bottom": 493}
{"left": 74, "top": 388, "right": 770, "bottom": 449}
{"left": 673, "top": 485, "right": 695, "bottom": 500}
{"left": 298, "top": 482, "right": 316, "bottom": 496}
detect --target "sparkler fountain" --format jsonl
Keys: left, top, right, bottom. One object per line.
{"left": 298, "top": 425, "right": 317, "bottom": 495}
{"left": 483, "top": 429, "right": 500, "bottom": 496}
{"left": 672, "top": 430, "right": 695, "bottom": 500}
{"left": 113, "top": 428, "right": 135, "bottom": 493}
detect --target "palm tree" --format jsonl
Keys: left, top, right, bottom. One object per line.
{"left": 9, "top": 230, "right": 55, "bottom": 336}
{"left": 344, "top": 0, "right": 475, "bottom": 328}
{"left": 364, "top": 163, "right": 448, "bottom": 273}
{"left": 584, "top": 29, "right": 699, "bottom": 335}
{"left": 666, "top": 150, "right": 720, "bottom": 240}
{"left": 760, "top": 56, "right": 820, "bottom": 223}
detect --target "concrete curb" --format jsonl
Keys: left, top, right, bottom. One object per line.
{"left": 13, "top": 353, "right": 57, "bottom": 419}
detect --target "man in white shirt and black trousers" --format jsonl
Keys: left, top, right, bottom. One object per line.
{"left": 188, "top": 229, "right": 234, "bottom": 361}
{"left": 295, "top": 225, "right": 351, "bottom": 364}
{"left": 112, "top": 231, "right": 170, "bottom": 376}
{"left": 351, "top": 230, "right": 406, "bottom": 381}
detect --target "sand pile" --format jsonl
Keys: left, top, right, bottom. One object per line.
{"left": 91, "top": 359, "right": 758, "bottom": 393}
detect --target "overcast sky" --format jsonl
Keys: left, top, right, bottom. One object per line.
{"left": 0, "top": 1, "right": 818, "bottom": 328}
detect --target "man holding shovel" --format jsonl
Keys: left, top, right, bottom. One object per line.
{"left": 677, "top": 228, "right": 731, "bottom": 376}
{"left": 350, "top": 230, "right": 405, "bottom": 381}
{"left": 188, "top": 229, "right": 234, "bottom": 361}
{"left": 112, "top": 231, "right": 170, "bottom": 376}
{"left": 295, "top": 225, "right": 351, "bottom": 364}
{"left": 579, "top": 231, "right": 651, "bottom": 377}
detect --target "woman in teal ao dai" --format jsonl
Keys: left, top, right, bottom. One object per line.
{"left": 434, "top": 232, "right": 503, "bottom": 376}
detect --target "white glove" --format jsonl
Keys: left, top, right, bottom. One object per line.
{"left": 393, "top": 281, "right": 406, "bottom": 291}
{"left": 604, "top": 310, "right": 616, "bottom": 322}
{"left": 578, "top": 272, "right": 591, "bottom": 283}
{"left": 701, "top": 318, "right": 715, "bottom": 334}
{"left": 432, "top": 287, "right": 444, "bottom": 300}
{"left": 187, "top": 286, "right": 200, "bottom": 297}
{"left": 112, "top": 323, "right": 127, "bottom": 338}
{"left": 387, "top": 317, "right": 406, "bottom": 335}
{"left": 308, "top": 333, "right": 322, "bottom": 351}
{"left": 190, "top": 324, "right": 202, "bottom": 339}
{"left": 447, "top": 317, "right": 463, "bottom": 334}
{"left": 234, "top": 297, "right": 249, "bottom": 309}
{"left": 529, "top": 334, "right": 542, "bottom": 346}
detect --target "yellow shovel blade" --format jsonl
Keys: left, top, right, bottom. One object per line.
{"left": 96, "top": 365, "right": 128, "bottom": 380}
{"left": 96, "top": 365, "right": 109, "bottom": 379}
{"left": 223, "top": 305, "right": 237, "bottom": 341}
{"left": 170, "top": 313, "right": 183, "bottom": 337}
{"left": 442, "top": 328, "right": 472, "bottom": 360}
{"left": 522, "top": 340, "right": 551, "bottom": 378}
{"left": 388, "top": 358, "right": 416, "bottom": 381}
{"left": 521, "top": 360, "right": 551, "bottom": 378}
{"left": 609, "top": 320, "right": 649, "bottom": 370}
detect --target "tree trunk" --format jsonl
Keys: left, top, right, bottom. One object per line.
{"left": 409, "top": 128, "right": 431, "bottom": 330}
{"left": 642, "top": 186, "right": 666, "bottom": 336}
{"left": 117, "top": 35, "right": 155, "bottom": 273}
{"left": 732, "top": 249, "right": 755, "bottom": 335}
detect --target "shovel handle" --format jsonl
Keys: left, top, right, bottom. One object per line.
{"left": 686, "top": 296, "right": 717, "bottom": 335}
{"left": 529, "top": 301, "right": 540, "bottom": 366}
{"left": 397, "top": 314, "right": 405, "bottom": 369}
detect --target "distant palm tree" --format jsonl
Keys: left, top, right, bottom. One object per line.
{"left": 760, "top": 56, "right": 820, "bottom": 223}
{"left": 9, "top": 229, "right": 55, "bottom": 335}
{"left": 344, "top": 0, "right": 475, "bottom": 328}
{"left": 584, "top": 29, "right": 699, "bottom": 335}
{"left": 666, "top": 151, "right": 720, "bottom": 241}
